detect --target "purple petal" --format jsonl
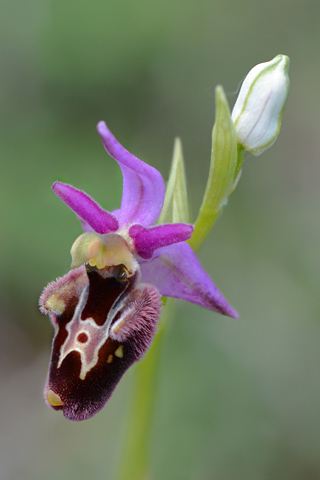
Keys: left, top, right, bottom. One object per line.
{"left": 52, "top": 182, "right": 119, "bottom": 234}
{"left": 129, "top": 223, "right": 194, "bottom": 259}
{"left": 97, "top": 122, "right": 165, "bottom": 227}
{"left": 78, "top": 217, "right": 94, "bottom": 232}
{"left": 139, "top": 242, "right": 238, "bottom": 318}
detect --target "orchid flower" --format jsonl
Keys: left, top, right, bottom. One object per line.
{"left": 40, "top": 121, "right": 237, "bottom": 421}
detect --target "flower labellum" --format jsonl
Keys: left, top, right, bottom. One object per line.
{"left": 40, "top": 262, "right": 161, "bottom": 421}
{"left": 40, "top": 122, "right": 237, "bottom": 421}
{"left": 231, "top": 54, "right": 290, "bottom": 156}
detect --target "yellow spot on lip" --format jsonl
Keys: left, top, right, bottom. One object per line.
{"left": 46, "top": 389, "right": 65, "bottom": 407}
{"left": 107, "top": 354, "right": 113, "bottom": 364}
{"left": 46, "top": 294, "right": 65, "bottom": 314}
{"left": 114, "top": 345, "right": 124, "bottom": 358}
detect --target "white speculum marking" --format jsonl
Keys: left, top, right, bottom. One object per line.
{"left": 57, "top": 287, "right": 124, "bottom": 380}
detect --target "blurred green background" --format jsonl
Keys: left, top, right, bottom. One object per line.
{"left": 1, "top": 0, "right": 320, "bottom": 479}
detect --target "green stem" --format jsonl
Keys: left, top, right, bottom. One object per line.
{"left": 116, "top": 298, "right": 175, "bottom": 480}
{"left": 234, "top": 144, "right": 244, "bottom": 182}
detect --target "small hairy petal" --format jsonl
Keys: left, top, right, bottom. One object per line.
{"left": 129, "top": 223, "right": 194, "bottom": 259}
{"left": 110, "top": 283, "right": 162, "bottom": 358}
{"left": 97, "top": 122, "right": 165, "bottom": 227}
{"left": 39, "top": 266, "right": 87, "bottom": 325}
{"left": 139, "top": 242, "right": 238, "bottom": 318}
{"left": 52, "top": 182, "right": 119, "bottom": 234}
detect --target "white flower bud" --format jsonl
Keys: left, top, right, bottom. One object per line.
{"left": 231, "top": 54, "right": 290, "bottom": 156}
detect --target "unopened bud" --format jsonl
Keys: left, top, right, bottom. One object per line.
{"left": 231, "top": 54, "right": 290, "bottom": 156}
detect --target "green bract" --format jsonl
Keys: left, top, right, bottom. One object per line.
{"left": 190, "top": 86, "right": 238, "bottom": 251}
{"left": 159, "top": 138, "right": 190, "bottom": 225}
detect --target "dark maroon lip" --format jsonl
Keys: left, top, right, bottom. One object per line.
{"left": 43, "top": 263, "right": 161, "bottom": 421}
